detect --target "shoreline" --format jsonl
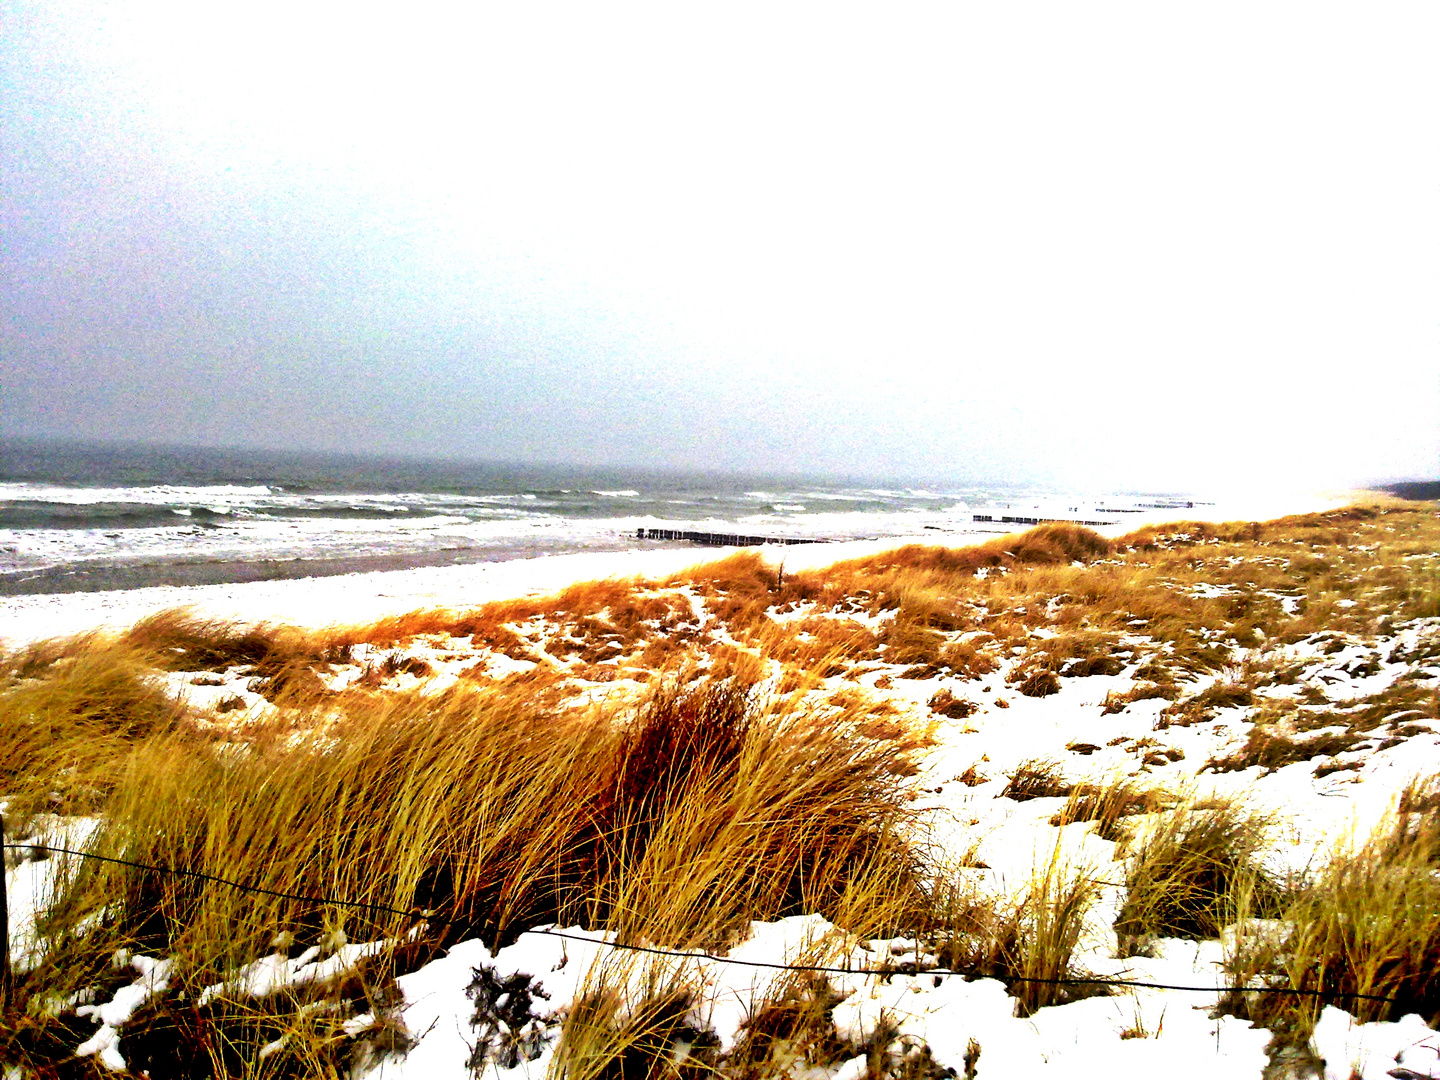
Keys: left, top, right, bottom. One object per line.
{"left": 0, "top": 532, "right": 985, "bottom": 649}
{"left": 0, "top": 490, "right": 1355, "bottom": 650}
{"left": 0, "top": 539, "right": 648, "bottom": 597}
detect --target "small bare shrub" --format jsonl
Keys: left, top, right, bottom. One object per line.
{"left": 1013, "top": 668, "right": 1060, "bottom": 698}
{"left": 928, "top": 688, "right": 977, "bottom": 719}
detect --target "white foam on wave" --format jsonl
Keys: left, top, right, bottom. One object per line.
{"left": 797, "top": 491, "right": 875, "bottom": 502}
{"left": 0, "top": 483, "right": 561, "bottom": 514}
{"left": 0, "top": 501, "right": 958, "bottom": 575}
{"left": 0, "top": 512, "right": 553, "bottom": 574}
{"left": 0, "top": 483, "right": 273, "bottom": 505}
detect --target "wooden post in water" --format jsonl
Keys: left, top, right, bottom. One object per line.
{"left": 0, "top": 812, "right": 11, "bottom": 1009}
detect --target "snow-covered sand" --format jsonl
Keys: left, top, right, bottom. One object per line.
{"left": 15, "top": 485, "right": 1429, "bottom": 1079}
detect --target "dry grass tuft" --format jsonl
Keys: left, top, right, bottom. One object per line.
{"left": 931, "top": 846, "right": 1107, "bottom": 1017}
{"left": 1000, "top": 759, "right": 1071, "bottom": 802}
{"left": 1101, "top": 681, "right": 1180, "bottom": 715}
{"left": 0, "top": 639, "right": 190, "bottom": 819}
{"left": 1049, "top": 776, "right": 1163, "bottom": 841}
{"left": 674, "top": 551, "right": 783, "bottom": 630}
{"left": 1221, "top": 798, "right": 1440, "bottom": 1052}
{"left": 553, "top": 962, "right": 712, "bottom": 1080}
{"left": 1114, "top": 796, "right": 1276, "bottom": 955}
{"left": 124, "top": 609, "right": 334, "bottom": 673}
{"left": 1010, "top": 667, "right": 1061, "bottom": 698}
{"left": 927, "top": 688, "right": 977, "bottom": 719}
{"left": 1388, "top": 775, "right": 1440, "bottom": 861}
{"left": 1156, "top": 676, "right": 1255, "bottom": 729}
{"left": 726, "top": 974, "right": 848, "bottom": 1078}
{"left": 1204, "top": 727, "right": 1365, "bottom": 775}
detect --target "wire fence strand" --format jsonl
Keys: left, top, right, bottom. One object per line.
{"left": 1, "top": 840, "right": 1400, "bottom": 1005}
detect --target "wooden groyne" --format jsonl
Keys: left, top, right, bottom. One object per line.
{"left": 971, "top": 514, "right": 1115, "bottom": 527}
{"left": 636, "top": 528, "right": 824, "bottom": 547}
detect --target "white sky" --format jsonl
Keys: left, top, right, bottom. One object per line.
{"left": 2, "top": 1, "right": 1437, "bottom": 490}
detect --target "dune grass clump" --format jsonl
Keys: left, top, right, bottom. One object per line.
{"left": 1387, "top": 775, "right": 1440, "bottom": 860}
{"left": 750, "top": 616, "right": 881, "bottom": 677}
{"left": 928, "top": 847, "right": 1107, "bottom": 1017}
{"left": 1009, "top": 666, "right": 1061, "bottom": 698}
{"left": 7, "top": 673, "right": 930, "bottom": 1073}
{"left": 875, "top": 585, "right": 988, "bottom": 676}
{"left": 1155, "top": 674, "right": 1255, "bottom": 728}
{"left": 822, "top": 523, "right": 1114, "bottom": 583}
{"left": 0, "top": 640, "right": 190, "bottom": 819}
{"left": 1017, "top": 629, "right": 1129, "bottom": 679}
{"left": 1305, "top": 677, "right": 1439, "bottom": 737}
{"left": 927, "top": 688, "right": 977, "bottom": 719}
{"left": 1049, "top": 775, "right": 1163, "bottom": 840}
{"left": 123, "top": 609, "right": 342, "bottom": 673}
{"left": 1000, "top": 759, "right": 1071, "bottom": 802}
{"left": 551, "top": 960, "right": 712, "bottom": 1080}
{"left": 675, "top": 551, "right": 789, "bottom": 631}
{"left": 42, "top": 676, "right": 923, "bottom": 954}
{"left": 1113, "top": 797, "right": 1277, "bottom": 956}
{"left": 1100, "top": 681, "right": 1180, "bottom": 715}
{"left": 999, "top": 855, "right": 1108, "bottom": 1016}
{"left": 102, "top": 971, "right": 413, "bottom": 1080}
{"left": 725, "top": 973, "right": 849, "bottom": 1079}
{"left": 559, "top": 953, "right": 953, "bottom": 1080}
{"left": 336, "top": 575, "right": 706, "bottom": 678}
{"left": 1222, "top": 796, "right": 1440, "bottom": 1053}
{"left": 1204, "top": 726, "right": 1365, "bottom": 775}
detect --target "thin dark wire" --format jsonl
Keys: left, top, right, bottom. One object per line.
{"left": 5, "top": 842, "right": 417, "bottom": 919}
{"left": 1, "top": 841, "right": 1399, "bottom": 1004}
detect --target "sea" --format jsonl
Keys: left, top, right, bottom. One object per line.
{"left": 0, "top": 439, "right": 1207, "bottom": 596}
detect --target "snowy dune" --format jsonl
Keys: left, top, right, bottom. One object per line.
{"left": 8, "top": 488, "right": 1434, "bottom": 1079}
{"left": 0, "top": 490, "right": 1350, "bottom": 649}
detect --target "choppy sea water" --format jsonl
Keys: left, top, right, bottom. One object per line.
{"left": 0, "top": 440, "right": 1206, "bottom": 594}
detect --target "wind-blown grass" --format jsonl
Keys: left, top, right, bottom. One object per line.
{"left": 929, "top": 842, "right": 1107, "bottom": 1017}
{"left": 1221, "top": 786, "right": 1440, "bottom": 1054}
{"left": 0, "top": 640, "right": 189, "bottom": 819}
{"left": 11, "top": 674, "right": 927, "bottom": 1071}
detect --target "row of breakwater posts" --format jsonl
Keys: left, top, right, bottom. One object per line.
{"left": 636, "top": 528, "right": 825, "bottom": 547}
{"left": 971, "top": 514, "right": 1115, "bottom": 527}
{"left": 638, "top": 515, "right": 1127, "bottom": 548}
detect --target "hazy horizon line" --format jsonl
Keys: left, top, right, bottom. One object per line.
{"left": 0, "top": 432, "right": 1269, "bottom": 495}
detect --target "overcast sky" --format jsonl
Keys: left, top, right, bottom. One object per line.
{"left": 2, "top": 2, "right": 1437, "bottom": 490}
